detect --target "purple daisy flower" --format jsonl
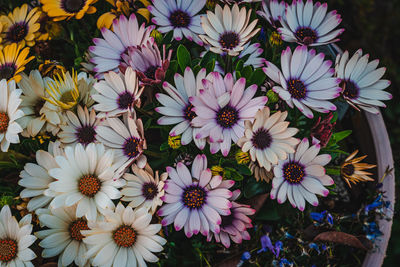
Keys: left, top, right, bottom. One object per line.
{"left": 190, "top": 72, "right": 268, "bottom": 156}
{"left": 257, "top": 0, "right": 286, "bottom": 28}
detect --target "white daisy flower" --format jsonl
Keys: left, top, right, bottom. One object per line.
{"left": 155, "top": 67, "right": 207, "bottom": 149}
{"left": 238, "top": 107, "right": 300, "bottom": 171}
{"left": 271, "top": 138, "right": 334, "bottom": 211}
{"left": 335, "top": 49, "right": 392, "bottom": 114}
{"left": 58, "top": 105, "right": 102, "bottom": 146}
{"left": 92, "top": 67, "right": 143, "bottom": 119}
{"left": 257, "top": 0, "right": 286, "bottom": 28}
{"left": 148, "top": 0, "right": 206, "bottom": 45}
{"left": 200, "top": 4, "right": 260, "bottom": 56}
{"left": 263, "top": 45, "right": 341, "bottom": 118}
{"left": 278, "top": 0, "right": 344, "bottom": 46}
{"left": 35, "top": 205, "right": 91, "bottom": 267}
{"left": 83, "top": 203, "right": 167, "bottom": 267}
{"left": 0, "top": 79, "right": 23, "bottom": 152}
{"left": 48, "top": 143, "right": 126, "bottom": 221}
{"left": 0, "top": 205, "right": 36, "bottom": 266}
{"left": 121, "top": 164, "right": 168, "bottom": 215}
{"left": 222, "top": 0, "right": 262, "bottom": 4}
{"left": 239, "top": 42, "right": 265, "bottom": 69}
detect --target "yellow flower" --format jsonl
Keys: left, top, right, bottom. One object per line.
{"left": 341, "top": 150, "right": 376, "bottom": 188}
{"left": 235, "top": 151, "right": 250, "bottom": 165}
{"left": 168, "top": 135, "right": 181, "bottom": 149}
{"left": 206, "top": 0, "right": 218, "bottom": 9}
{"left": 269, "top": 31, "right": 282, "bottom": 46}
{"left": 0, "top": 43, "right": 34, "bottom": 83}
{"left": 40, "top": 0, "right": 98, "bottom": 21}
{"left": 33, "top": 134, "right": 51, "bottom": 144}
{"left": 39, "top": 60, "right": 66, "bottom": 78}
{"left": 211, "top": 165, "right": 225, "bottom": 177}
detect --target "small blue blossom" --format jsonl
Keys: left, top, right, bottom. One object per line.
{"left": 327, "top": 213, "right": 334, "bottom": 225}
{"left": 258, "top": 235, "right": 274, "bottom": 253}
{"left": 309, "top": 243, "right": 320, "bottom": 254}
{"left": 279, "top": 258, "right": 293, "bottom": 267}
{"left": 274, "top": 241, "right": 283, "bottom": 258}
{"left": 284, "top": 232, "right": 295, "bottom": 239}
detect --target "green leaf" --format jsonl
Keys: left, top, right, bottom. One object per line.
{"left": 235, "top": 60, "right": 244, "bottom": 72}
{"left": 177, "top": 45, "right": 191, "bottom": 72}
{"left": 192, "top": 65, "right": 201, "bottom": 75}
{"left": 256, "top": 202, "right": 281, "bottom": 221}
{"left": 224, "top": 167, "right": 244, "bottom": 181}
{"left": 235, "top": 70, "right": 242, "bottom": 79}
{"left": 243, "top": 179, "right": 268, "bottom": 198}
{"left": 236, "top": 164, "right": 252, "bottom": 176}
{"left": 200, "top": 51, "right": 216, "bottom": 67}
{"left": 333, "top": 130, "right": 352, "bottom": 143}
{"left": 205, "top": 59, "right": 215, "bottom": 73}
{"left": 160, "top": 142, "right": 169, "bottom": 151}
{"left": 250, "top": 68, "right": 267, "bottom": 86}
{"left": 241, "top": 65, "right": 252, "bottom": 79}
{"left": 325, "top": 167, "right": 341, "bottom": 175}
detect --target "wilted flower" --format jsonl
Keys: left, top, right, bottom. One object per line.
{"left": 340, "top": 150, "right": 376, "bottom": 187}
{"left": 310, "top": 113, "right": 335, "bottom": 147}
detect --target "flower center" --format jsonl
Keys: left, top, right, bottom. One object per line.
{"left": 182, "top": 185, "right": 206, "bottom": 209}
{"left": 113, "top": 225, "right": 137, "bottom": 247}
{"left": 76, "top": 125, "right": 96, "bottom": 146}
{"left": 183, "top": 104, "right": 196, "bottom": 121}
{"left": 341, "top": 80, "right": 359, "bottom": 99}
{"left": 78, "top": 175, "right": 101, "bottom": 197}
{"left": 69, "top": 219, "right": 89, "bottom": 241}
{"left": 34, "top": 99, "right": 45, "bottom": 117}
{"left": 117, "top": 91, "right": 134, "bottom": 110}
{"left": 295, "top": 27, "right": 318, "bottom": 45}
{"left": 251, "top": 128, "right": 272, "bottom": 149}
{"left": 0, "top": 113, "right": 9, "bottom": 133}
{"left": 6, "top": 23, "right": 28, "bottom": 43}
{"left": 61, "top": 0, "right": 86, "bottom": 13}
{"left": 216, "top": 105, "right": 239, "bottom": 128}
{"left": 219, "top": 31, "right": 240, "bottom": 49}
{"left": 143, "top": 65, "right": 158, "bottom": 80}
{"left": 169, "top": 10, "right": 191, "bottom": 28}
{"left": 142, "top": 182, "right": 158, "bottom": 200}
{"left": 287, "top": 79, "right": 307, "bottom": 99}
{"left": 60, "top": 90, "right": 75, "bottom": 103}
{"left": 0, "top": 239, "right": 18, "bottom": 263}
{"left": 123, "top": 137, "right": 141, "bottom": 159}
{"left": 0, "top": 63, "right": 17, "bottom": 81}
{"left": 342, "top": 164, "right": 355, "bottom": 176}
{"left": 283, "top": 162, "right": 305, "bottom": 184}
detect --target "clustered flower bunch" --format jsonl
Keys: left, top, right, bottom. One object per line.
{"left": 0, "top": 0, "right": 392, "bottom": 266}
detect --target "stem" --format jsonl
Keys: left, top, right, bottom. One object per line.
{"left": 225, "top": 55, "right": 233, "bottom": 74}
{"left": 143, "top": 150, "right": 164, "bottom": 158}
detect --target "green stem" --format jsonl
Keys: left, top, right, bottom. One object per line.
{"left": 225, "top": 55, "right": 233, "bottom": 74}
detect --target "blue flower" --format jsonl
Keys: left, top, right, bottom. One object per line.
{"left": 241, "top": 251, "right": 251, "bottom": 261}
{"left": 279, "top": 258, "right": 293, "bottom": 267}
{"left": 309, "top": 243, "right": 320, "bottom": 254}
{"left": 258, "top": 235, "right": 274, "bottom": 253}
{"left": 310, "top": 211, "right": 326, "bottom": 222}
{"left": 274, "top": 241, "right": 283, "bottom": 258}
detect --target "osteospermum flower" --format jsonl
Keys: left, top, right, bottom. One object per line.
{"left": 0, "top": 79, "right": 24, "bottom": 152}
{"left": 0, "top": 4, "right": 42, "bottom": 47}
{"left": 256, "top": 0, "right": 286, "bottom": 28}
{"left": 83, "top": 203, "right": 166, "bottom": 266}
{"left": 58, "top": 105, "right": 101, "bottom": 146}
{"left": 155, "top": 67, "right": 207, "bottom": 149}
{"left": 0, "top": 43, "right": 34, "bottom": 82}
{"left": 200, "top": 4, "right": 260, "bottom": 56}
{"left": 263, "top": 45, "right": 341, "bottom": 118}
{"left": 158, "top": 154, "right": 234, "bottom": 237}
{"left": 35, "top": 205, "right": 91, "bottom": 267}
{"left": 148, "top": 0, "right": 205, "bottom": 44}
{"left": 40, "top": 0, "right": 97, "bottom": 21}
{"left": 121, "top": 164, "right": 168, "bottom": 214}
{"left": 238, "top": 107, "right": 300, "bottom": 171}
{"left": 335, "top": 49, "right": 392, "bottom": 114}
{"left": 340, "top": 150, "right": 376, "bottom": 188}
{"left": 89, "top": 14, "right": 154, "bottom": 77}
{"left": 48, "top": 143, "right": 126, "bottom": 221}
{"left": 0, "top": 205, "right": 36, "bottom": 266}
{"left": 271, "top": 138, "right": 334, "bottom": 210}
{"left": 278, "top": 0, "right": 344, "bottom": 46}
{"left": 190, "top": 72, "right": 268, "bottom": 156}
{"left": 239, "top": 42, "right": 265, "bottom": 69}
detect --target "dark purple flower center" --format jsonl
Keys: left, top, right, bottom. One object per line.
{"left": 251, "top": 128, "right": 272, "bottom": 149}
{"left": 117, "top": 91, "right": 134, "bottom": 110}
{"left": 0, "top": 63, "right": 16, "bottom": 81}
{"left": 342, "top": 80, "right": 359, "bottom": 99}
{"left": 142, "top": 182, "right": 158, "bottom": 200}
{"left": 123, "top": 137, "right": 141, "bottom": 159}
{"left": 144, "top": 65, "right": 158, "bottom": 80}
{"left": 182, "top": 185, "right": 206, "bottom": 209}
{"left": 216, "top": 105, "right": 239, "bottom": 128}
{"left": 183, "top": 104, "right": 196, "bottom": 121}
{"left": 295, "top": 27, "right": 318, "bottom": 45}
{"left": 76, "top": 125, "right": 96, "bottom": 146}
{"left": 61, "top": 0, "right": 86, "bottom": 13}
{"left": 283, "top": 162, "right": 305, "bottom": 184}
{"left": 169, "top": 10, "right": 191, "bottom": 28}
{"left": 287, "top": 79, "right": 307, "bottom": 99}
{"left": 342, "top": 164, "right": 355, "bottom": 176}
{"left": 6, "top": 23, "right": 28, "bottom": 43}
{"left": 219, "top": 31, "right": 240, "bottom": 49}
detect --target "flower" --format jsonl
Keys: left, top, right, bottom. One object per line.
{"left": 155, "top": 67, "right": 207, "bottom": 149}
{"left": 269, "top": 31, "right": 283, "bottom": 46}
{"left": 257, "top": 0, "right": 286, "bottom": 28}
{"left": 263, "top": 45, "right": 341, "bottom": 118}
{"left": 0, "top": 43, "right": 34, "bottom": 82}
{"left": 340, "top": 150, "right": 376, "bottom": 188}
{"left": 121, "top": 164, "right": 168, "bottom": 214}
{"left": 148, "top": 0, "right": 206, "bottom": 44}
{"left": 83, "top": 203, "right": 166, "bottom": 266}
{"left": 58, "top": 105, "right": 101, "bottom": 146}
{"left": 48, "top": 143, "right": 126, "bottom": 221}
{"left": 0, "top": 4, "right": 42, "bottom": 47}
{"left": 96, "top": 113, "right": 147, "bottom": 169}
{"left": 168, "top": 135, "right": 181, "bottom": 149}
{"left": 89, "top": 14, "right": 154, "bottom": 78}
{"left": 221, "top": 0, "right": 262, "bottom": 4}
{"left": 38, "top": 60, "right": 66, "bottom": 78}
{"left": 278, "top": 0, "right": 344, "bottom": 46}
{"left": 249, "top": 161, "right": 274, "bottom": 182}
{"left": 239, "top": 42, "right": 265, "bottom": 69}
{"left": 0, "top": 79, "right": 23, "bottom": 152}
{"left": 271, "top": 138, "right": 334, "bottom": 210}
{"left": 200, "top": 4, "right": 260, "bottom": 56}
{"left": 40, "top": 0, "right": 97, "bottom": 21}
{"left": 235, "top": 150, "right": 250, "bottom": 165}
{"left": 190, "top": 72, "right": 268, "bottom": 156}
{"left": 310, "top": 113, "right": 335, "bottom": 147}
{"left": 238, "top": 107, "right": 300, "bottom": 171}
{"left": 18, "top": 141, "right": 63, "bottom": 211}
{"left": 158, "top": 154, "right": 234, "bottom": 237}
{"left": 0, "top": 205, "right": 36, "bottom": 266}
{"left": 121, "top": 40, "right": 172, "bottom": 85}
{"left": 35, "top": 205, "right": 91, "bottom": 267}
{"left": 335, "top": 49, "right": 392, "bottom": 114}
{"left": 207, "top": 189, "right": 255, "bottom": 248}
